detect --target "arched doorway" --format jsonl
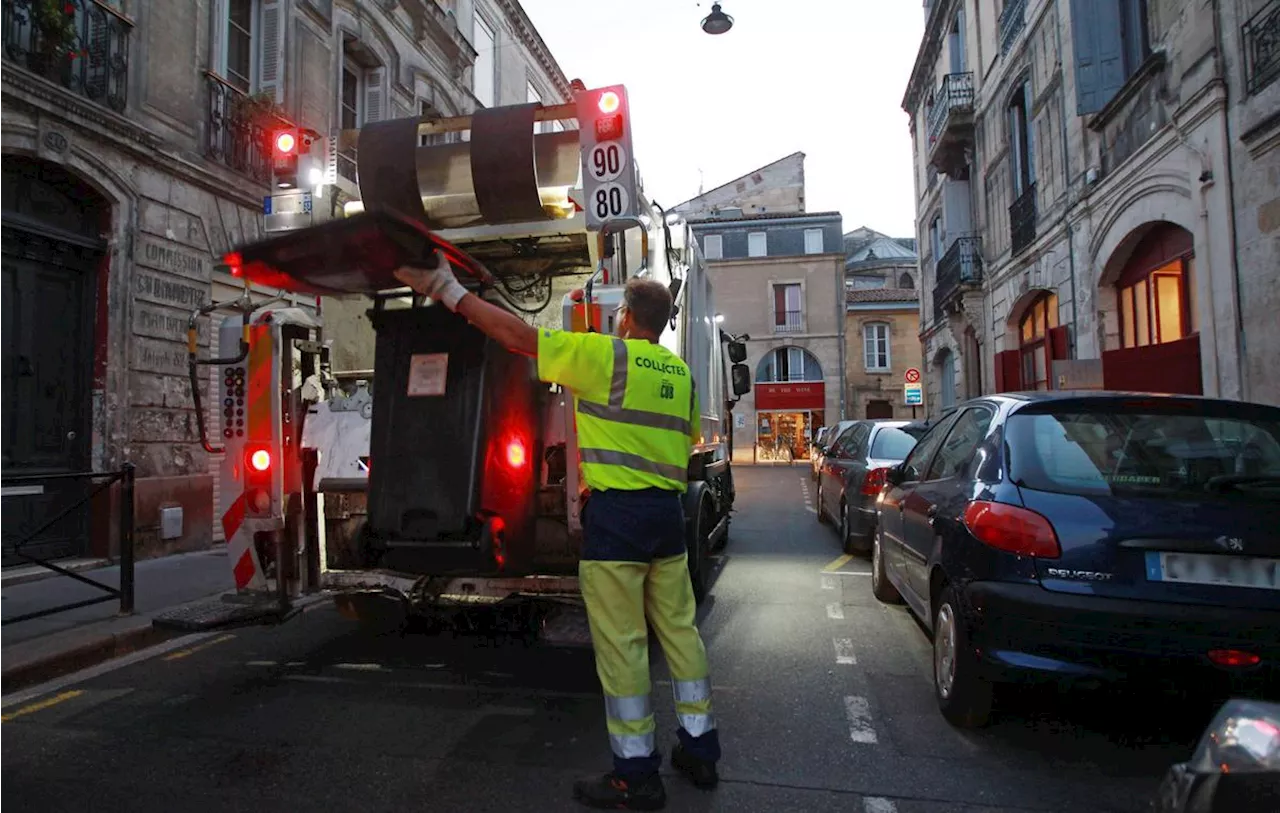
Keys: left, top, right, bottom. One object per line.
{"left": 754, "top": 346, "right": 824, "bottom": 461}
{"left": 1101, "top": 223, "right": 1201, "bottom": 394}
{"left": 1018, "top": 292, "right": 1059, "bottom": 390}
{"left": 937, "top": 348, "right": 957, "bottom": 409}
{"left": 2, "top": 157, "right": 109, "bottom": 564}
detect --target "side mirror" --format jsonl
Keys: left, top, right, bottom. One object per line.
{"left": 885, "top": 465, "right": 906, "bottom": 487}
{"left": 731, "top": 363, "right": 751, "bottom": 396}
{"left": 727, "top": 341, "right": 747, "bottom": 364}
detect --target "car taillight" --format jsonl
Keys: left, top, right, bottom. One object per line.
{"left": 1208, "top": 649, "right": 1261, "bottom": 668}
{"left": 861, "top": 467, "right": 889, "bottom": 496}
{"left": 963, "top": 501, "right": 1060, "bottom": 558}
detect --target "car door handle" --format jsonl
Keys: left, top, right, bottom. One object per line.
{"left": 926, "top": 504, "right": 938, "bottom": 525}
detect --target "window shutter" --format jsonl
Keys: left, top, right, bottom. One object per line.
{"left": 1070, "top": 0, "right": 1126, "bottom": 115}
{"left": 1049, "top": 325, "right": 1071, "bottom": 361}
{"left": 258, "top": 0, "right": 285, "bottom": 103}
{"left": 365, "top": 67, "right": 386, "bottom": 124}
{"left": 994, "top": 349, "right": 1022, "bottom": 392}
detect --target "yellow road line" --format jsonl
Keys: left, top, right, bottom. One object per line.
{"left": 2, "top": 690, "right": 84, "bottom": 722}
{"left": 162, "top": 634, "right": 237, "bottom": 662}
{"left": 823, "top": 554, "right": 854, "bottom": 572}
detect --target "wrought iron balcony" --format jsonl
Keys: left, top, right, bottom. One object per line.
{"left": 205, "top": 73, "right": 285, "bottom": 185}
{"left": 999, "top": 0, "right": 1026, "bottom": 56}
{"left": 1, "top": 0, "right": 131, "bottom": 113}
{"left": 1244, "top": 0, "right": 1279, "bottom": 95}
{"left": 1010, "top": 183, "right": 1037, "bottom": 255}
{"left": 926, "top": 72, "right": 975, "bottom": 174}
{"left": 932, "top": 236, "right": 983, "bottom": 322}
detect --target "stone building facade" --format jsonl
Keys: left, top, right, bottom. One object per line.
{"left": 903, "top": 0, "right": 1280, "bottom": 414}
{"left": 1, "top": 0, "right": 568, "bottom": 562}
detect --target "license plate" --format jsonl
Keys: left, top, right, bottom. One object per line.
{"left": 1145, "top": 552, "right": 1280, "bottom": 591}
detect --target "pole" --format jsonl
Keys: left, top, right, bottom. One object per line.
{"left": 118, "top": 463, "right": 136, "bottom": 615}
{"left": 912, "top": 406, "right": 918, "bottom": 420}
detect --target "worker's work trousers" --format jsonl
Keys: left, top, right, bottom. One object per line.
{"left": 579, "top": 487, "right": 721, "bottom": 779}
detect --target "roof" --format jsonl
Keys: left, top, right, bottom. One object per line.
{"left": 673, "top": 152, "right": 805, "bottom": 211}
{"left": 687, "top": 210, "right": 841, "bottom": 225}
{"left": 846, "top": 287, "right": 920, "bottom": 304}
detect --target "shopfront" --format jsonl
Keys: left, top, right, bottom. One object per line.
{"left": 755, "top": 382, "right": 826, "bottom": 462}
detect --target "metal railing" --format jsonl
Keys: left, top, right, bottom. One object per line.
{"left": 1, "top": 0, "right": 131, "bottom": 112}
{"left": 999, "top": 0, "right": 1026, "bottom": 56}
{"left": 205, "top": 73, "right": 274, "bottom": 184}
{"left": 2, "top": 463, "right": 135, "bottom": 625}
{"left": 773, "top": 310, "right": 804, "bottom": 333}
{"left": 1244, "top": 0, "right": 1280, "bottom": 95}
{"left": 1010, "top": 183, "right": 1037, "bottom": 255}
{"left": 927, "top": 72, "right": 975, "bottom": 145}
{"left": 932, "top": 236, "right": 983, "bottom": 322}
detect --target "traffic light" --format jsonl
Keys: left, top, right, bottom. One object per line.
{"left": 271, "top": 128, "right": 302, "bottom": 189}
{"left": 243, "top": 443, "right": 275, "bottom": 517}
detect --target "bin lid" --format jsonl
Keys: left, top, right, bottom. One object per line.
{"left": 226, "top": 210, "right": 492, "bottom": 294}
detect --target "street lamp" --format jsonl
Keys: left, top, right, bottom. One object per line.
{"left": 701, "top": 3, "right": 733, "bottom": 35}
{"left": 715, "top": 314, "right": 725, "bottom": 323}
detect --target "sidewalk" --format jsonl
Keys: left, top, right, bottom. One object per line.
{"left": 2, "top": 548, "right": 233, "bottom": 693}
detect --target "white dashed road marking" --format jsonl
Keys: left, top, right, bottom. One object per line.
{"left": 826, "top": 602, "right": 844, "bottom": 620}
{"left": 834, "top": 638, "right": 856, "bottom": 665}
{"left": 843, "top": 695, "right": 878, "bottom": 744}
{"left": 863, "top": 798, "right": 898, "bottom": 813}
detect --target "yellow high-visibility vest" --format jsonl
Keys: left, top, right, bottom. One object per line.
{"left": 538, "top": 330, "right": 698, "bottom": 492}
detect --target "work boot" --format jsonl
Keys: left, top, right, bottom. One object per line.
{"left": 671, "top": 742, "right": 719, "bottom": 790}
{"left": 572, "top": 772, "right": 666, "bottom": 810}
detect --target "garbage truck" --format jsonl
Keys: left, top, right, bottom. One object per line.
{"left": 160, "top": 85, "right": 752, "bottom": 638}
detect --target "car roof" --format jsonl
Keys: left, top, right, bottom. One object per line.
{"left": 963, "top": 390, "right": 1280, "bottom": 415}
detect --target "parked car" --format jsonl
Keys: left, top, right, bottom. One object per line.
{"left": 815, "top": 420, "right": 920, "bottom": 554}
{"left": 811, "top": 420, "right": 854, "bottom": 482}
{"left": 872, "top": 392, "right": 1280, "bottom": 728}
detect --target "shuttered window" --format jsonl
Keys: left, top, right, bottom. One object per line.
{"left": 1070, "top": 0, "right": 1149, "bottom": 115}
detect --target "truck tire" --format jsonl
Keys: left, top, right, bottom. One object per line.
{"left": 688, "top": 498, "right": 711, "bottom": 605}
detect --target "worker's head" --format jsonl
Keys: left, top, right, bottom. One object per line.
{"left": 617, "top": 278, "right": 672, "bottom": 342}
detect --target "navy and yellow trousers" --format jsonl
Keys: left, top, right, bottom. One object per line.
{"left": 579, "top": 487, "right": 721, "bottom": 778}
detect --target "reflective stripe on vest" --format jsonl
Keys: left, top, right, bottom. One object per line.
{"left": 575, "top": 338, "right": 693, "bottom": 491}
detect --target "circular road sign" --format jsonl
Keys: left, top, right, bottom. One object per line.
{"left": 905, "top": 368, "right": 921, "bottom": 384}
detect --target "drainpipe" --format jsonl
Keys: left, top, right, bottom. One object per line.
{"left": 1054, "top": 0, "right": 1080, "bottom": 359}
{"left": 1210, "top": 0, "right": 1249, "bottom": 399}
{"left": 837, "top": 261, "right": 847, "bottom": 420}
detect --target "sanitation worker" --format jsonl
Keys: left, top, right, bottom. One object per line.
{"left": 395, "top": 253, "right": 720, "bottom": 811}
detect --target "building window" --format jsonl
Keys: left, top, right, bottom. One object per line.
{"left": 1117, "top": 226, "right": 1196, "bottom": 349}
{"left": 1018, "top": 292, "right": 1059, "bottom": 390}
{"left": 864, "top": 323, "right": 891, "bottom": 372}
{"left": 929, "top": 215, "right": 943, "bottom": 265}
{"left": 748, "top": 232, "right": 768, "bottom": 257}
{"left": 1070, "top": 0, "right": 1151, "bottom": 114}
{"left": 937, "top": 347, "right": 957, "bottom": 408}
{"left": 1009, "top": 79, "right": 1034, "bottom": 197}
{"left": 526, "top": 80, "right": 547, "bottom": 133}
{"left": 337, "top": 50, "right": 385, "bottom": 183}
{"left": 473, "top": 14, "right": 496, "bottom": 107}
{"left": 704, "top": 234, "right": 723, "bottom": 260}
{"left": 756, "top": 347, "right": 823, "bottom": 383}
{"left": 773, "top": 283, "right": 803, "bottom": 333}
{"left": 899, "top": 272, "right": 914, "bottom": 288}
{"left": 226, "top": 0, "right": 255, "bottom": 93}
{"left": 804, "top": 228, "right": 824, "bottom": 254}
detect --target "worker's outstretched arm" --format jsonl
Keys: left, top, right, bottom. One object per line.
{"left": 393, "top": 258, "right": 537, "bottom": 357}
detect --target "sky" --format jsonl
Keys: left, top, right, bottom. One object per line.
{"left": 519, "top": 0, "right": 925, "bottom": 238}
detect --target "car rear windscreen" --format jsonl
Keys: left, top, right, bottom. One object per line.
{"left": 870, "top": 427, "right": 918, "bottom": 461}
{"left": 1006, "top": 408, "right": 1280, "bottom": 500}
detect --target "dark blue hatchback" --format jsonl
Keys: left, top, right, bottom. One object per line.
{"left": 871, "top": 392, "right": 1280, "bottom": 728}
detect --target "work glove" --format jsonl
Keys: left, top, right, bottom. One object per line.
{"left": 393, "top": 250, "right": 467, "bottom": 310}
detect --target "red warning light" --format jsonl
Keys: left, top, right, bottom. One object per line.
{"left": 506, "top": 440, "right": 526, "bottom": 469}
{"left": 248, "top": 448, "right": 272, "bottom": 472}
{"left": 275, "top": 132, "right": 296, "bottom": 154}
{"left": 597, "top": 91, "right": 620, "bottom": 114}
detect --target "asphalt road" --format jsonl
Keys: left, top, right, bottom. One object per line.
{"left": 2, "top": 466, "right": 1211, "bottom": 812}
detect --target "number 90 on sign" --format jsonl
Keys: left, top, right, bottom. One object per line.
{"left": 588, "top": 143, "right": 627, "bottom": 182}
{"left": 592, "top": 183, "right": 631, "bottom": 220}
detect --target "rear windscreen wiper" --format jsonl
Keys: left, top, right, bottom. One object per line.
{"left": 1204, "top": 473, "right": 1280, "bottom": 493}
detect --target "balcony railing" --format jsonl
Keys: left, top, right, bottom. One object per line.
{"left": 1, "top": 0, "right": 131, "bottom": 113}
{"left": 1010, "top": 183, "right": 1037, "bottom": 255}
{"left": 773, "top": 310, "right": 803, "bottom": 334}
{"left": 927, "top": 72, "right": 975, "bottom": 146}
{"left": 999, "top": 0, "right": 1026, "bottom": 56}
{"left": 932, "top": 236, "right": 983, "bottom": 322}
{"left": 206, "top": 73, "right": 288, "bottom": 185}
{"left": 1244, "top": 0, "right": 1280, "bottom": 95}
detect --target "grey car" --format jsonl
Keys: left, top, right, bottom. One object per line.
{"left": 816, "top": 420, "right": 920, "bottom": 554}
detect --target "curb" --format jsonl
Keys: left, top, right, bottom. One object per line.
{"left": 1, "top": 622, "right": 178, "bottom": 695}
{"left": 1, "top": 559, "right": 112, "bottom": 588}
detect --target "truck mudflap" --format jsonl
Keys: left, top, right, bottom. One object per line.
{"left": 323, "top": 570, "right": 592, "bottom": 646}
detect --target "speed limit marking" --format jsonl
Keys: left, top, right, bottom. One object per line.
{"left": 587, "top": 142, "right": 627, "bottom": 183}
{"left": 590, "top": 182, "right": 631, "bottom": 221}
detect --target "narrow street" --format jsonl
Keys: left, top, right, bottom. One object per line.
{"left": 2, "top": 467, "right": 1203, "bottom": 812}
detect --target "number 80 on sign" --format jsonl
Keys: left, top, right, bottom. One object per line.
{"left": 592, "top": 183, "right": 631, "bottom": 221}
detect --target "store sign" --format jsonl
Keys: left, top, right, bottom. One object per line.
{"left": 755, "top": 382, "right": 825, "bottom": 410}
